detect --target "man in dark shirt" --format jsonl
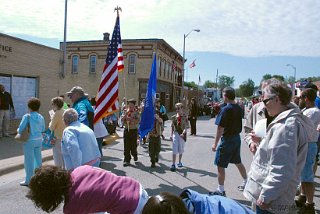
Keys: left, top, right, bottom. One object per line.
{"left": 0, "top": 84, "right": 15, "bottom": 137}
{"left": 211, "top": 87, "right": 247, "bottom": 196}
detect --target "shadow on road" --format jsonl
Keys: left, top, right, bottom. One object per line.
{"left": 100, "top": 162, "right": 127, "bottom": 177}
{"left": 196, "top": 116, "right": 213, "bottom": 121}
{"left": 189, "top": 134, "right": 215, "bottom": 139}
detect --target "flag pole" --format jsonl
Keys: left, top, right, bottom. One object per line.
{"left": 216, "top": 68, "right": 219, "bottom": 100}
{"left": 114, "top": 6, "right": 127, "bottom": 101}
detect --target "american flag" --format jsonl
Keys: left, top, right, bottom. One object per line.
{"left": 94, "top": 14, "right": 123, "bottom": 123}
{"left": 189, "top": 59, "right": 196, "bottom": 68}
{"left": 172, "top": 60, "right": 177, "bottom": 71}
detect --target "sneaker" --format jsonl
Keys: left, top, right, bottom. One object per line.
{"left": 295, "top": 195, "right": 306, "bottom": 208}
{"left": 134, "top": 156, "right": 138, "bottom": 162}
{"left": 177, "top": 162, "right": 183, "bottom": 168}
{"left": 297, "top": 203, "right": 315, "bottom": 214}
{"left": 19, "top": 181, "right": 29, "bottom": 186}
{"left": 170, "top": 164, "right": 176, "bottom": 172}
{"left": 237, "top": 184, "right": 246, "bottom": 191}
{"left": 151, "top": 162, "right": 156, "bottom": 168}
{"left": 209, "top": 190, "right": 226, "bottom": 197}
{"left": 123, "top": 162, "right": 130, "bottom": 167}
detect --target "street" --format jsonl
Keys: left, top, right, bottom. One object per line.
{"left": 0, "top": 116, "right": 319, "bottom": 213}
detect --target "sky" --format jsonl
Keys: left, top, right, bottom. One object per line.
{"left": 1, "top": 0, "right": 320, "bottom": 87}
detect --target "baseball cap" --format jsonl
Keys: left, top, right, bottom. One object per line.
{"left": 66, "top": 86, "right": 85, "bottom": 95}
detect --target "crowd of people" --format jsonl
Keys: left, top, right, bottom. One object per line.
{"left": 0, "top": 79, "right": 319, "bottom": 213}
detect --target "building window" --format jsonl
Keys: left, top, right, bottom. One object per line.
{"left": 72, "top": 55, "right": 79, "bottom": 74}
{"left": 158, "top": 56, "right": 162, "bottom": 77}
{"left": 89, "top": 55, "right": 96, "bottom": 73}
{"left": 163, "top": 61, "right": 166, "bottom": 78}
{"left": 163, "top": 60, "right": 166, "bottom": 78}
{"left": 167, "top": 62, "right": 170, "bottom": 79}
{"left": 128, "top": 54, "right": 136, "bottom": 74}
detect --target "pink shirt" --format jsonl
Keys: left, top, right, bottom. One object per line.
{"left": 63, "top": 165, "right": 140, "bottom": 214}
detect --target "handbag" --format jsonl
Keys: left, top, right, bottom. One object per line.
{"left": 15, "top": 115, "right": 30, "bottom": 142}
{"left": 42, "top": 128, "right": 56, "bottom": 149}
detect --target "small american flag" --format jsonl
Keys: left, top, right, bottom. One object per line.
{"left": 94, "top": 14, "right": 122, "bottom": 123}
{"left": 189, "top": 59, "right": 196, "bottom": 68}
{"left": 172, "top": 61, "right": 177, "bottom": 71}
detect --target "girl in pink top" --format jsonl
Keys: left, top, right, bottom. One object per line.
{"left": 27, "top": 165, "right": 148, "bottom": 214}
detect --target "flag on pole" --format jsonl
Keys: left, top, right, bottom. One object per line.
{"left": 189, "top": 59, "right": 196, "bottom": 68}
{"left": 138, "top": 53, "right": 157, "bottom": 139}
{"left": 94, "top": 14, "right": 122, "bottom": 124}
{"left": 198, "top": 75, "right": 201, "bottom": 84}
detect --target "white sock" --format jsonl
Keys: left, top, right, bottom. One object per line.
{"left": 217, "top": 185, "right": 225, "bottom": 192}
{"left": 243, "top": 179, "right": 247, "bottom": 185}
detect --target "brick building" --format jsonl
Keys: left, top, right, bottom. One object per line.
{"left": 64, "top": 33, "right": 183, "bottom": 110}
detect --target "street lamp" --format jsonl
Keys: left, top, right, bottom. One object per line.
{"left": 286, "top": 64, "right": 296, "bottom": 96}
{"left": 181, "top": 29, "right": 200, "bottom": 101}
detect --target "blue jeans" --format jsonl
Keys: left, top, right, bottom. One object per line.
{"left": 256, "top": 206, "right": 273, "bottom": 214}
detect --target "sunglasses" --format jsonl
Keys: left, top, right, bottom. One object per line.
{"left": 68, "top": 94, "right": 73, "bottom": 99}
{"left": 262, "top": 96, "right": 275, "bottom": 105}
{"left": 176, "top": 107, "right": 181, "bottom": 110}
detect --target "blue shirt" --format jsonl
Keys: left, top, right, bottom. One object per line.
{"left": 62, "top": 121, "right": 101, "bottom": 170}
{"left": 315, "top": 96, "right": 320, "bottom": 109}
{"left": 17, "top": 112, "right": 45, "bottom": 143}
{"left": 182, "top": 189, "right": 254, "bottom": 214}
{"left": 72, "top": 96, "right": 94, "bottom": 126}
{"left": 215, "top": 103, "right": 242, "bottom": 136}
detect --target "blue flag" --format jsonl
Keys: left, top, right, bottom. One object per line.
{"left": 139, "top": 53, "right": 157, "bottom": 139}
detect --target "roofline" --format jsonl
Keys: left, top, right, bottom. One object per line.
{"left": 0, "top": 33, "right": 61, "bottom": 51}
{"left": 61, "top": 38, "right": 182, "bottom": 59}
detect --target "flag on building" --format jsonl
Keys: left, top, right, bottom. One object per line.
{"left": 94, "top": 14, "right": 122, "bottom": 124}
{"left": 172, "top": 61, "right": 177, "bottom": 71}
{"left": 139, "top": 53, "right": 157, "bottom": 139}
{"left": 189, "top": 59, "right": 196, "bottom": 68}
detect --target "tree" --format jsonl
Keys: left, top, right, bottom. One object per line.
{"left": 218, "top": 75, "right": 235, "bottom": 89}
{"left": 262, "top": 74, "right": 272, "bottom": 81}
{"left": 238, "top": 79, "right": 255, "bottom": 97}
{"left": 185, "top": 81, "right": 197, "bottom": 88}
{"left": 203, "top": 80, "right": 217, "bottom": 89}
{"left": 286, "top": 76, "right": 295, "bottom": 84}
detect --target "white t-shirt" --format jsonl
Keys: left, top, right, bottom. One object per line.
{"left": 92, "top": 106, "right": 109, "bottom": 138}
{"left": 302, "top": 107, "right": 320, "bottom": 132}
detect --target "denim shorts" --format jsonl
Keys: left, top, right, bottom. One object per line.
{"left": 300, "top": 142, "right": 318, "bottom": 182}
{"left": 214, "top": 135, "right": 242, "bottom": 168}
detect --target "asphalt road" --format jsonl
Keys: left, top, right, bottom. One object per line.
{"left": 0, "top": 116, "right": 319, "bottom": 213}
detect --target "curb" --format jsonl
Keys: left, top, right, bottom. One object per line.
{"left": 0, "top": 151, "right": 53, "bottom": 176}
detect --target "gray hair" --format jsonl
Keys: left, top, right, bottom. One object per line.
{"left": 63, "top": 108, "right": 78, "bottom": 125}
{"left": 263, "top": 83, "right": 292, "bottom": 105}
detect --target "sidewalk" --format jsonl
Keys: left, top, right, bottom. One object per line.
{"left": 0, "top": 136, "right": 53, "bottom": 176}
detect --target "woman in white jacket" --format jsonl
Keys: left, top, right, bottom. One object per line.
{"left": 243, "top": 83, "right": 318, "bottom": 214}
